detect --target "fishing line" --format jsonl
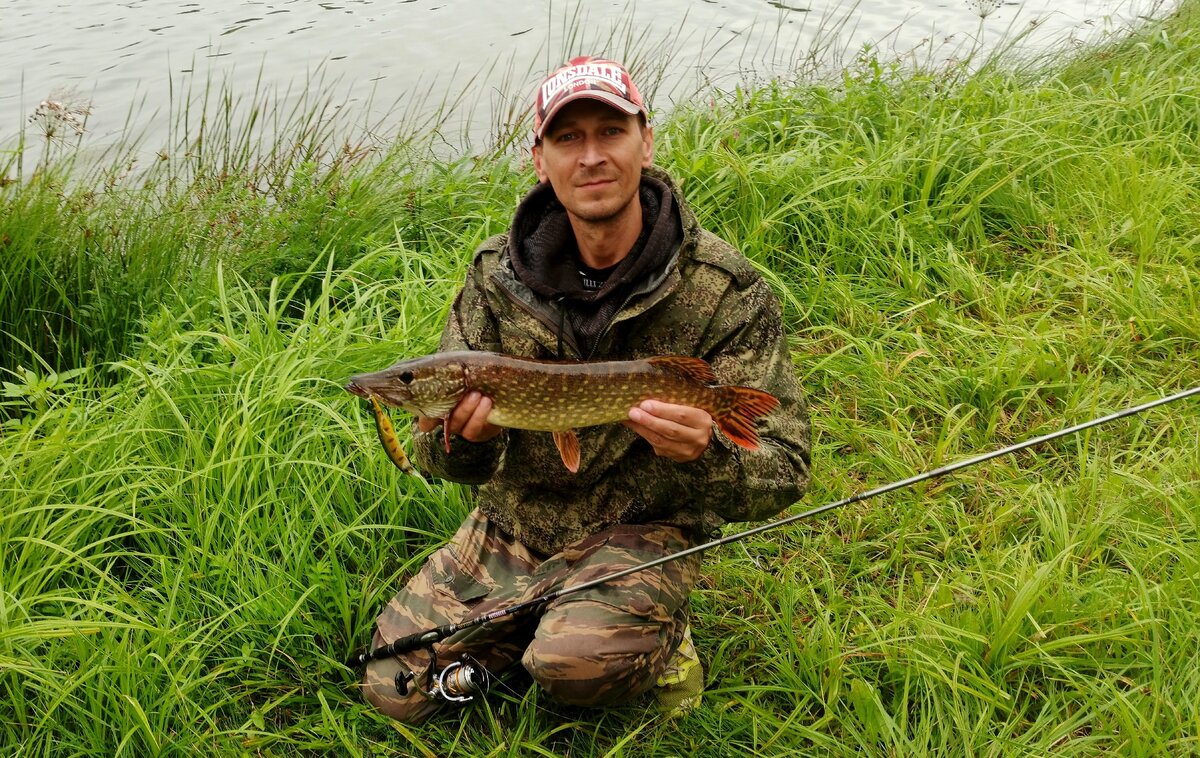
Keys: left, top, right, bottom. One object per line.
{"left": 347, "top": 384, "right": 1200, "bottom": 669}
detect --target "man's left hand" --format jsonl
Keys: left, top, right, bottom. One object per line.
{"left": 624, "top": 400, "right": 712, "bottom": 463}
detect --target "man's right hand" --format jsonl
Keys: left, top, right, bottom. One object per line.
{"left": 417, "top": 391, "right": 504, "bottom": 444}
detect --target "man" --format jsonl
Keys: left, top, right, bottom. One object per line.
{"left": 361, "top": 56, "right": 811, "bottom": 722}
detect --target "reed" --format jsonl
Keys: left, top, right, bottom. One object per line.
{"left": 1, "top": 1, "right": 1198, "bottom": 755}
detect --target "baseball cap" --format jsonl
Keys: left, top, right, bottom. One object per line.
{"left": 533, "top": 56, "right": 648, "bottom": 140}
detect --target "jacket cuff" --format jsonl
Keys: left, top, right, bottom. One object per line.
{"left": 694, "top": 424, "right": 742, "bottom": 482}
{"left": 412, "top": 426, "right": 506, "bottom": 483}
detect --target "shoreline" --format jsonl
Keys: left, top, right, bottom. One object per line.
{"left": 2, "top": 0, "right": 1177, "bottom": 164}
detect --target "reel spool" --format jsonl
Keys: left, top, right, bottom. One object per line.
{"left": 394, "top": 655, "right": 490, "bottom": 703}
{"left": 435, "top": 659, "right": 490, "bottom": 702}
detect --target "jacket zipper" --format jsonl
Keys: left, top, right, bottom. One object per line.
{"left": 491, "top": 274, "right": 585, "bottom": 358}
{"left": 491, "top": 243, "right": 684, "bottom": 359}
{"left": 583, "top": 263, "right": 682, "bottom": 359}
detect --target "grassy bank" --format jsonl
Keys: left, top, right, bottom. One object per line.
{"left": 2, "top": 2, "right": 1199, "bottom": 755}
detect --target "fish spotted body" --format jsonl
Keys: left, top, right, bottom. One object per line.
{"left": 346, "top": 351, "right": 778, "bottom": 473}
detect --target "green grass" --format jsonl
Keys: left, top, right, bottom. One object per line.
{"left": 2, "top": 2, "right": 1199, "bottom": 755}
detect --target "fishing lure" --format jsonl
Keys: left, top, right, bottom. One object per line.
{"left": 369, "top": 394, "right": 417, "bottom": 476}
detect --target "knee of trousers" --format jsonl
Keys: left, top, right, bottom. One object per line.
{"left": 521, "top": 601, "right": 666, "bottom": 707}
{"left": 361, "top": 656, "right": 441, "bottom": 724}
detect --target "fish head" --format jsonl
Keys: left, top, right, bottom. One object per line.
{"left": 345, "top": 353, "right": 469, "bottom": 419}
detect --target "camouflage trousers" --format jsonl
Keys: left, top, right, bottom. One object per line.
{"left": 361, "top": 508, "right": 701, "bottom": 723}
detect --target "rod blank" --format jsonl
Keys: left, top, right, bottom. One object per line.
{"left": 348, "top": 384, "right": 1200, "bottom": 668}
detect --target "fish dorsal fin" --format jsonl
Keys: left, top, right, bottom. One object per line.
{"left": 552, "top": 430, "right": 581, "bottom": 473}
{"left": 648, "top": 356, "right": 717, "bottom": 385}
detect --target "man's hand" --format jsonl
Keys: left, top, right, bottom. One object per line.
{"left": 624, "top": 399, "right": 712, "bottom": 463}
{"left": 417, "top": 391, "right": 503, "bottom": 444}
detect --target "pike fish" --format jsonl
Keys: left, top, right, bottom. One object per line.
{"left": 345, "top": 351, "right": 779, "bottom": 473}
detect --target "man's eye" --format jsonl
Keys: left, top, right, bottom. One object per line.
{"left": 555, "top": 133, "right": 576, "bottom": 143}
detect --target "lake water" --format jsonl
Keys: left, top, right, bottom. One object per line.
{"left": 0, "top": 0, "right": 1175, "bottom": 155}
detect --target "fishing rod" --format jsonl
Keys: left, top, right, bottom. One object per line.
{"left": 346, "top": 384, "right": 1200, "bottom": 681}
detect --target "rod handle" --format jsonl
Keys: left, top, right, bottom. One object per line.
{"left": 344, "top": 624, "right": 457, "bottom": 668}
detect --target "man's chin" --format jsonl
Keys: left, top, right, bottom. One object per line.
{"left": 569, "top": 199, "right": 633, "bottom": 224}
{"left": 572, "top": 209, "right": 619, "bottom": 224}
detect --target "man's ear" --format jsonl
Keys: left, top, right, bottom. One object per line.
{"left": 532, "top": 142, "right": 548, "bottom": 183}
{"left": 642, "top": 126, "right": 654, "bottom": 168}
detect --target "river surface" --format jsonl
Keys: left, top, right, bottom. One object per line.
{"left": 0, "top": 0, "right": 1175, "bottom": 155}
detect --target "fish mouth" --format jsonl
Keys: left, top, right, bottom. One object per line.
{"left": 345, "top": 379, "right": 370, "bottom": 398}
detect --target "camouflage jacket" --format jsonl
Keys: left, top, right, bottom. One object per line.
{"left": 412, "top": 166, "right": 811, "bottom": 556}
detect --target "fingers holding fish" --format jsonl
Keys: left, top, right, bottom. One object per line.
{"left": 449, "top": 391, "right": 504, "bottom": 444}
{"left": 625, "top": 400, "right": 713, "bottom": 463}
{"left": 414, "top": 392, "right": 502, "bottom": 447}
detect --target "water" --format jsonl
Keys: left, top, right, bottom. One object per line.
{"left": 0, "top": 0, "right": 1173, "bottom": 155}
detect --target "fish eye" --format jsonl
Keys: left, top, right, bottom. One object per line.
{"left": 399, "top": 371, "right": 414, "bottom": 384}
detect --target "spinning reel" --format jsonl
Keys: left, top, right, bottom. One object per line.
{"left": 395, "top": 653, "right": 491, "bottom": 703}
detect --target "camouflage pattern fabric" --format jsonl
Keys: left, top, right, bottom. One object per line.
{"left": 410, "top": 166, "right": 812, "bottom": 557}
{"left": 362, "top": 508, "right": 699, "bottom": 723}
{"left": 364, "top": 165, "right": 810, "bottom": 721}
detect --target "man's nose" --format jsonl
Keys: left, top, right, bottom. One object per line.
{"left": 578, "top": 138, "right": 605, "bottom": 166}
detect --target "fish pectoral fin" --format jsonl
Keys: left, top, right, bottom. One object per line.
{"left": 552, "top": 430, "right": 581, "bottom": 473}
{"left": 443, "top": 422, "right": 452, "bottom": 454}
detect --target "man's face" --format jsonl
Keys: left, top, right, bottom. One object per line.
{"left": 532, "top": 98, "right": 654, "bottom": 225}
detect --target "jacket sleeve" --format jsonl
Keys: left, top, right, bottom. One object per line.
{"left": 632, "top": 276, "right": 811, "bottom": 525}
{"left": 410, "top": 249, "right": 509, "bottom": 484}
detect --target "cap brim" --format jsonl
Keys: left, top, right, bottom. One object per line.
{"left": 535, "top": 91, "right": 644, "bottom": 140}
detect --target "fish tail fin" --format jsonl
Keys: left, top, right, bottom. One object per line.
{"left": 711, "top": 386, "right": 779, "bottom": 450}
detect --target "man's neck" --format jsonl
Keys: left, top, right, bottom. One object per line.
{"left": 569, "top": 194, "right": 643, "bottom": 269}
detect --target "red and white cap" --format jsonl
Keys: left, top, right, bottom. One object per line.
{"left": 533, "top": 56, "right": 648, "bottom": 140}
